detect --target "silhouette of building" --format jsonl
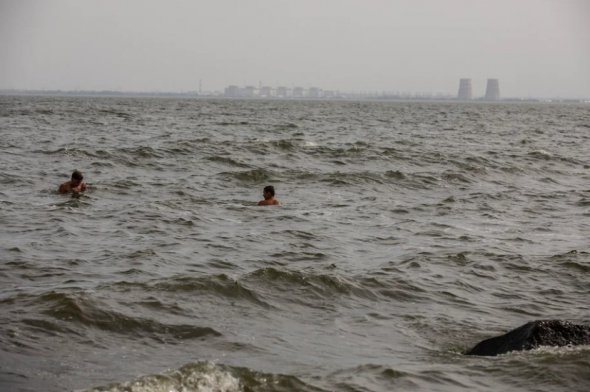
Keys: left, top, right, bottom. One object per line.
{"left": 276, "top": 86, "right": 288, "bottom": 98}
{"left": 259, "top": 86, "right": 273, "bottom": 97}
{"left": 457, "top": 78, "right": 473, "bottom": 100}
{"left": 292, "top": 87, "right": 304, "bottom": 98}
{"left": 243, "top": 86, "right": 256, "bottom": 97}
{"left": 308, "top": 87, "right": 322, "bottom": 98}
{"left": 484, "top": 79, "right": 500, "bottom": 101}
{"left": 224, "top": 85, "right": 240, "bottom": 97}
{"left": 323, "top": 90, "right": 336, "bottom": 98}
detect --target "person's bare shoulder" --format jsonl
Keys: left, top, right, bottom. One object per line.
{"left": 58, "top": 182, "right": 70, "bottom": 193}
{"left": 258, "top": 199, "right": 280, "bottom": 206}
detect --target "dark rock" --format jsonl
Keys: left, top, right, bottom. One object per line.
{"left": 465, "top": 320, "right": 590, "bottom": 356}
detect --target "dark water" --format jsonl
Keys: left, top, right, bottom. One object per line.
{"left": 1, "top": 96, "right": 589, "bottom": 392}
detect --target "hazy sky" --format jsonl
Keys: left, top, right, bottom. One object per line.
{"left": 1, "top": 0, "right": 589, "bottom": 98}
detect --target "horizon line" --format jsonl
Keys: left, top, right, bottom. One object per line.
{"left": 0, "top": 88, "right": 588, "bottom": 102}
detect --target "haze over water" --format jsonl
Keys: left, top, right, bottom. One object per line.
{"left": 1, "top": 96, "right": 589, "bottom": 391}
{"left": 2, "top": 1, "right": 590, "bottom": 98}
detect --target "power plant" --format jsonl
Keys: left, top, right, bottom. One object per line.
{"left": 484, "top": 79, "right": 500, "bottom": 101}
{"left": 457, "top": 78, "right": 501, "bottom": 100}
{"left": 457, "top": 79, "right": 473, "bottom": 100}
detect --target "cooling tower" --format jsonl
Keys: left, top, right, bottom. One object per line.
{"left": 457, "top": 78, "right": 473, "bottom": 100}
{"left": 484, "top": 79, "right": 500, "bottom": 101}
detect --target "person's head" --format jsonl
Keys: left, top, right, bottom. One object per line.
{"left": 71, "top": 170, "right": 84, "bottom": 186}
{"left": 263, "top": 185, "right": 275, "bottom": 199}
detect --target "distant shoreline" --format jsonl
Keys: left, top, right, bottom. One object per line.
{"left": 0, "top": 89, "right": 588, "bottom": 104}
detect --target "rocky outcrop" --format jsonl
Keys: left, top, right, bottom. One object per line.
{"left": 465, "top": 320, "right": 590, "bottom": 356}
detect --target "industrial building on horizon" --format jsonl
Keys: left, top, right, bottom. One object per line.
{"left": 7, "top": 77, "right": 590, "bottom": 102}
{"left": 457, "top": 78, "right": 501, "bottom": 101}
{"left": 457, "top": 79, "right": 473, "bottom": 100}
{"left": 224, "top": 85, "right": 340, "bottom": 99}
{"left": 484, "top": 79, "right": 500, "bottom": 101}
{"left": 225, "top": 80, "right": 502, "bottom": 101}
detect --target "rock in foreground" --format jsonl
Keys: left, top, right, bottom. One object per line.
{"left": 465, "top": 320, "right": 590, "bottom": 356}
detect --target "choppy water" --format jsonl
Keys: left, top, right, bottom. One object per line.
{"left": 1, "top": 95, "right": 589, "bottom": 392}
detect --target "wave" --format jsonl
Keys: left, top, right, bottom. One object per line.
{"left": 0, "top": 172, "right": 20, "bottom": 185}
{"left": 359, "top": 275, "right": 428, "bottom": 303}
{"left": 550, "top": 250, "right": 590, "bottom": 273}
{"left": 99, "top": 266, "right": 427, "bottom": 309}
{"left": 441, "top": 171, "right": 474, "bottom": 184}
{"left": 106, "top": 274, "right": 269, "bottom": 308}
{"left": 245, "top": 267, "right": 375, "bottom": 304}
{"left": 216, "top": 162, "right": 509, "bottom": 190}
{"left": 526, "top": 150, "right": 585, "bottom": 165}
{"left": 102, "top": 268, "right": 421, "bottom": 309}
{"left": 207, "top": 155, "right": 252, "bottom": 168}
{"left": 97, "top": 108, "right": 134, "bottom": 119}
{"left": 36, "top": 291, "right": 221, "bottom": 341}
{"left": 325, "top": 364, "right": 413, "bottom": 391}
{"left": 84, "top": 355, "right": 587, "bottom": 392}
{"left": 35, "top": 147, "right": 112, "bottom": 159}
{"left": 265, "top": 139, "right": 301, "bottom": 151}
{"left": 221, "top": 168, "right": 275, "bottom": 184}
{"left": 216, "top": 121, "right": 252, "bottom": 126}
{"left": 34, "top": 143, "right": 198, "bottom": 164}
{"left": 118, "top": 146, "right": 163, "bottom": 159}
{"left": 219, "top": 167, "right": 444, "bottom": 189}
{"left": 103, "top": 268, "right": 379, "bottom": 310}
{"left": 82, "top": 361, "right": 327, "bottom": 392}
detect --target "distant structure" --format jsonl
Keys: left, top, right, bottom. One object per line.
{"left": 308, "top": 87, "right": 322, "bottom": 98}
{"left": 457, "top": 78, "right": 473, "bottom": 100}
{"left": 292, "top": 87, "right": 305, "bottom": 98}
{"left": 276, "top": 86, "right": 288, "bottom": 98}
{"left": 221, "top": 84, "right": 456, "bottom": 100}
{"left": 484, "top": 79, "right": 500, "bottom": 101}
{"left": 259, "top": 86, "right": 273, "bottom": 98}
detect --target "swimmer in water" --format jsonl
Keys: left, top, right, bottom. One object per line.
{"left": 258, "top": 185, "right": 280, "bottom": 206}
{"left": 59, "top": 170, "right": 87, "bottom": 194}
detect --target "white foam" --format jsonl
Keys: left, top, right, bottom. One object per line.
{"left": 182, "top": 362, "right": 242, "bottom": 392}
{"left": 499, "top": 344, "right": 590, "bottom": 358}
{"left": 82, "top": 362, "right": 242, "bottom": 392}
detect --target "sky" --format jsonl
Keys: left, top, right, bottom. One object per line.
{"left": 1, "top": 0, "right": 589, "bottom": 98}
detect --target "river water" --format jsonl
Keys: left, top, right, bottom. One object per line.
{"left": 1, "top": 96, "right": 589, "bottom": 391}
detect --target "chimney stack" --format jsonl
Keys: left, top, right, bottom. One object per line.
{"left": 484, "top": 79, "right": 500, "bottom": 101}
{"left": 457, "top": 79, "right": 473, "bottom": 100}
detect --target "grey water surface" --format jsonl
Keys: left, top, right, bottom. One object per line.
{"left": 1, "top": 96, "right": 589, "bottom": 391}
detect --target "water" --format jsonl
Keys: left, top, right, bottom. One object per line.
{"left": 1, "top": 96, "right": 589, "bottom": 392}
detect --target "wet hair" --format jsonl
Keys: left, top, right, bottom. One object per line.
{"left": 263, "top": 185, "right": 275, "bottom": 197}
{"left": 71, "top": 170, "right": 84, "bottom": 181}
